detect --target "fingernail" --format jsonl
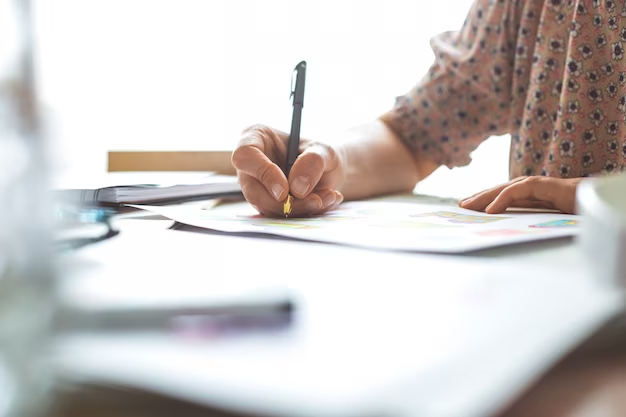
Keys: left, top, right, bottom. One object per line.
{"left": 271, "top": 184, "right": 284, "bottom": 201}
{"left": 460, "top": 197, "right": 473, "bottom": 206}
{"left": 291, "top": 176, "right": 310, "bottom": 196}
{"left": 322, "top": 193, "right": 336, "bottom": 208}
{"left": 485, "top": 202, "right": 494, "bottom": 212}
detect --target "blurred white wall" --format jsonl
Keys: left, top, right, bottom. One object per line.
{"left": 33, "top": 0, "right": 509, "bottom": 197}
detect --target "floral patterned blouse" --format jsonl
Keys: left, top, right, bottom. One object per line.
{"left": 386, "top": 0, "right": 626, "bottom": 179}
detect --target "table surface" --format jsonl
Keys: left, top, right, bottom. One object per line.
{"left": 52, "top": 324, "right": 626, "bottom": 417}
{"left": 52, "top": 195, "right": 626, "bottom": 417}
{"left": 53, "top": 337, "right": 626, "bottom": 417}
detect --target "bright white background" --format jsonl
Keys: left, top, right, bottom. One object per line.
{"left": 33, "top": 0, "right": 510, "bottom": 198}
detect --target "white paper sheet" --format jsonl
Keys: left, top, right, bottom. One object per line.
{"left": 130, "top": 201, "right": 581, "bottom": 253}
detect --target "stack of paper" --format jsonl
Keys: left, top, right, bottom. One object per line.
{"left": 54, "top": 171, "right": 242, "bottom": 206}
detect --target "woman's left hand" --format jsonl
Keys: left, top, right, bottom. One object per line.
{"left": 458, "top": 176, "right": 584, "bottom": 214}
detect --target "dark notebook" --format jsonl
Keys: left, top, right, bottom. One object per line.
{"left": 54, "top": 172, "right": 242, "bottom": 207}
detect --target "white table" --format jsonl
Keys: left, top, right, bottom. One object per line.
{"left": 51, "top": 195, "right": 625, "bottom": 417}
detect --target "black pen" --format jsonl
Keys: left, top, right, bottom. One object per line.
{"left": 283, "top": 60, "right": 307, "bottom": 217}
{"left": 58, "top": 293, "right": 294, "bottom": 333}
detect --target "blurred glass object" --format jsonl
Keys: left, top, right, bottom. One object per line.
{"left": 577, "top": 174, "right": 626, "bottom": 290}
{"left": 0, "top": 0, "right": 57, "bottom": 416}
{"left": 53, "top": 205, "right": 119, "bottom": 252}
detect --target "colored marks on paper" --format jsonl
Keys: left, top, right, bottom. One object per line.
{"left": 529, "top": 219, "right": 579, "bottom": 228}
{"left": 256, "top": 221, "right": 316, "bottom": 229}
{"left": 410, "top": 211, "right": 509, "bottom": 224}
{"left": 200, "top": 213, "right": 320, "bottom": 229}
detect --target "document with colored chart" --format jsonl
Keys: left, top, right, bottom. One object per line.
{"left": 131, "top": 200, "right": 581, "bottom": 253}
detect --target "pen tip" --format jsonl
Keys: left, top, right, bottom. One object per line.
{"left": 283, "top": 194, "right": 293, "bottom": 217}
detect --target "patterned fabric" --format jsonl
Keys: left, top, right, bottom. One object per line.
{"left": 386, "top": 0, "right": 626, "bottom": 178}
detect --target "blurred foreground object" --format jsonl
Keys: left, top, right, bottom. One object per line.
{"left": 0, "top": 0, "right": 57, "bottom": 416}
{"left": 577, "top": 174, "right": 626, "bottom": 289}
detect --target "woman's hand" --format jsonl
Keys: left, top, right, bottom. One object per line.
{"left": 231, "top": 124, "right": 345, "bottom": 217}
{"left": 458, "top": 176, "right": 584, "bottom": 214}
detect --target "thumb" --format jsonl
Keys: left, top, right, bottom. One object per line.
{"left": 231, "top": 145, "right": 289, "bottom": 202}
{"left": 288, "top": 144, "right": 340, "bottom": 198}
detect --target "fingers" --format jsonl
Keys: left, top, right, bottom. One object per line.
{"left": 459, "top": 176, "right": 528, "bottom": 211}
{"left": 240, "top": 171, "right": 342, "bottom": 217}
{"left": 288, "top": 144, "right": 340, "bottom": 198}
{"left": 239, "top": 173, "right": 318, "bottom": 217}
{"left": 232, "top": 127, "right": 289, "bottom": 202}
{"left": 319, "top": 191, "right": 344, "bottom": 215}
{"left": 484, "top": 177, "right": 580, "bottom": 214}
{"left": 312, "top": 189, "right": 344, "bottom": 215}
{"left": 496, "top": 200, "right": 555, "bottom": 212}
{"left": 482, "top": 178, "right": 549, "bottom": 213}
{"left": 233, "top": 125, "right": 345, "bottom": 217}
{"left": 460, "top": 177, "right": 580, "bottom": 214}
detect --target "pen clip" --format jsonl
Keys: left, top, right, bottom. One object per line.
{"left": 289, "top": 60, "right": 306, "bottom": 102}
{"left": 290, "top": 67, "right": 297, "bottom": 101}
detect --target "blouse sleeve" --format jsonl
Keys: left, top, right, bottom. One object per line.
{"left": 384, "top": 0, "right": 521, "bottom": 168}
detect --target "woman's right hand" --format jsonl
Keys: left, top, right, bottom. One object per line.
{"left": 231, "top": 124, "right": 345, "bottom": 217}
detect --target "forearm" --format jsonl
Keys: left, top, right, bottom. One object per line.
{"left": 335, "top": 114, "right": 439, "bottom": 201}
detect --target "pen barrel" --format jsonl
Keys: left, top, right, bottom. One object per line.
{"left": 285, "top": 103, "right": 303, "bottom": 177}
